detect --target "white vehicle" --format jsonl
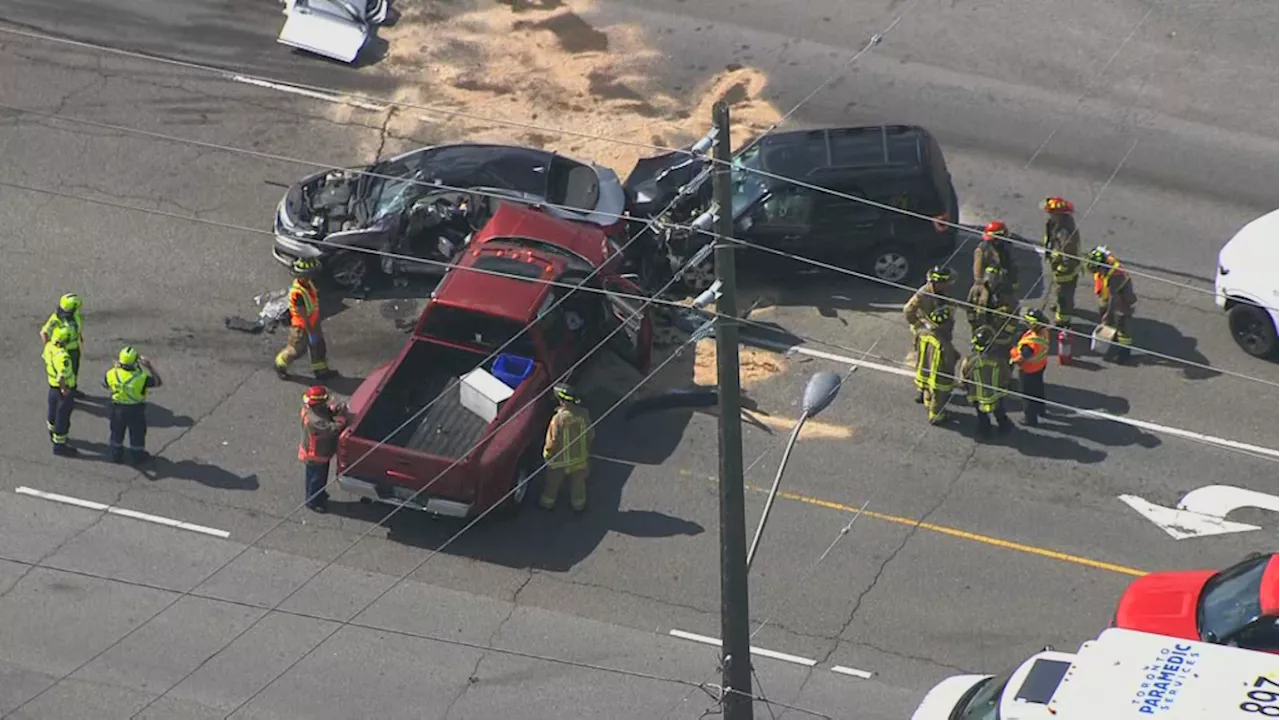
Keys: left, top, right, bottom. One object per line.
{"left": 278, "top": 0, "right": 389, "bottom": 64}
{"left": 1215, "top": 209, "right": 1279, "bottom": 358}
{"left": 912, "top": 627, "right": 1279, "bottom": 719}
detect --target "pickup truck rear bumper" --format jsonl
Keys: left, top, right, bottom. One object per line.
{"left": 337, "top": 476, "right": 471, "bottom": 518}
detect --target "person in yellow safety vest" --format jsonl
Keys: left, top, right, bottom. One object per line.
{"left": 960, "top": 325, "right": 1013, "bottom": 438}
{"left": 1009, "top": 309, "right": 1051, "bottom": 427}
{"left": 1041, "top": 197, "right": 1082, "bottom": 327}
{"left": 904, "top": 265, "right": 955, "bottom": 384}
{"left": 913, "top": 306, "right": 958, "bottom": 425}
{"left": 967, "top": 265, "right": 1020, "bottom": 360}
{"left": 40, "top": 293, "right": 86, "bottom": 398}
{"left": 275, "top": 258, "right": 337, "bottom": 380}
{"left": 103, "top": 347, "right": 163, "bottom": 465}
{"left": 1087, "top": 245, "right": 1138, "bottom": 364}
{"left": 541, "top": 383, "right": 595, "bottom": 512}
{"left": 43, "top": 327, "right": 79, "bottom": 456}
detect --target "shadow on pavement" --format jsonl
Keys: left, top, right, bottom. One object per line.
{"left": 65, "top": 440, "right": 261, "bottom": 490}
{"left": 72, "top": 397, "right": 195, "bottom": 430}
{"left": 930, "top": 401, "right": 1109, "bottom": 464}
{"left": 1127, "top": 317, "right": 1221, "bottom": 380}
{"left": 326, "top": 320, "right": 703, "bottom": 570}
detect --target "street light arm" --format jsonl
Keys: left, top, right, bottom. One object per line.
{"left": 746, "top": 416, "right": 806, "bottom": 571}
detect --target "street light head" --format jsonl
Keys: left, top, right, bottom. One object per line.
{"left": 801, "top": 371, "right": 842, "bottom": 418}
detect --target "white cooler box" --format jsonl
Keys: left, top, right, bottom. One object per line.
{"left": 460, "top": 368, "right": 515, "bottom": 423}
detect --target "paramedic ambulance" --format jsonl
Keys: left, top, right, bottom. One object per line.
{"left": 911, "top": 627, "right": 1279, "bottom": 720}
{"left": 1216, "top": 209, "right": 1279, "bottom": 358}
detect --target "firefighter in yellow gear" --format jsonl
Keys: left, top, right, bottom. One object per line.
{"left": 959, "top": 326, "right": 1013, "bottom": 438}
{"left": 966, "top": 265, "right": 1020, "bottom": 359}
{"left": 1041, "top": 197, "right": 1082, "bottom": 327}
{"left": 973, "top": 221, "right": 1018, "bottom": 294}
{"left": 275, "top": 258, "right": 336, "bottom": 380}
{"left": 904, "top": 265, "right": 955, "bottom": 381}
{"left": 913, "top": 306, "right": 958, "bottom": 424}
{"left": 540, "top": 383, "right": 595, "bottom": 512}
{"left": 1088, "top": 245, "right": 1138, "bottom": 364}
{"left": 43, "top": 327, "right": 78, "bottom": 456}
{"left": 40, "top": 293, "right": 86, "bottom": 398}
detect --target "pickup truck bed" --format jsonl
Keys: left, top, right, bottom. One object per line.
{"left": 352, "top": 340, "right": 491, "bottom": 459}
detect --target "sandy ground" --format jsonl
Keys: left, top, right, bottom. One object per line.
{"left": 342, "top": 0, "right": 785, "bottom": 177}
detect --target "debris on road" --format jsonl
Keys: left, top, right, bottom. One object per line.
{"left": 223, "top": 289, "right": 291, "bottom": 334}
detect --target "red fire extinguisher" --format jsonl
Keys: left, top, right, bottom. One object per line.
{"left": 1058, "top": 329, "right": 1073, "bottom": 365}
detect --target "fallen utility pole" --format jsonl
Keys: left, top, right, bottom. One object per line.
{"left": 710, "top": 100, "right": 753, "bottom": 720}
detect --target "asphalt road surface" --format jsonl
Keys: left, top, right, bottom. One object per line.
{"left": 0, "top": 1, "right": 1276, "bottom": 718}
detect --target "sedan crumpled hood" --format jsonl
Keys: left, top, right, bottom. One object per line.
{"left": 1114, "top": 569, "right": 1215, "bottom": 640}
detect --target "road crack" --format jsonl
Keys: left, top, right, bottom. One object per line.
{"left": 440, "top": 569, "right": 535, "bottom": 720}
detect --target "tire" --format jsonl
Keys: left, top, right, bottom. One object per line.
{"left": 327, "top": 251, "right": 369, "bottom": 290}
{"left": 677, "top": 252, "right": 716, "bottom": 294}
{"left": 494, "top": 462, "right": 533, "bottom": 519}
{"left": 1228, "top": 303, "right": 1277, "bottom": 358}
{"left": 866, "top": 244, "right": 916, "bottom": 286}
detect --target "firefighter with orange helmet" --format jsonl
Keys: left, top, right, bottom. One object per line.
{"left": 973, "top": 221, "right": 1018, "bottom": 294}
{"left": 299, "top": 385, "right": 349, "bottom": 513}
{"left": 1041, "top": 197, "right": 1082, "bottom": 327}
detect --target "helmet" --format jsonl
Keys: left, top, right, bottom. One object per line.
{"left": 59, "top": 293, "right": 82, "bottom": 313}
{"left": 118, "top": 346, "right": 139, "bottom": 366}
{"left": 1087, "top": 245, "right": 1111, "bottom": 266}
{"left": 50, "top": 327, "right": 73, "bottom": 345}
{"left": 292, "top": 257, "right": 321, "bottom": 276}
{"left": 927, "top": 305, "right": 952, "bottom": 326}
{"left": 982, "top": 221, "right": 1008, "bottom": 241}
{"left": 553, "top": 383, "right": 580, "bottom": 404}
{"left": 927, "top": 265, "right": 954, "bottom": 284}
{"left": 1041, "top": 197, "right": 1074, "bottom": 214}
{"left": 304, "top": 385, "right": 330, "bottom": 406}
{"left": 972, "top": 325, "right": 995, "bottom": 351}
{"left": 1024, "top": 308, "right": 1048, "bottom": 326}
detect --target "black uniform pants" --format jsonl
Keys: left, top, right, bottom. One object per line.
{"left": 46, "top": 386, "right": 74, "bottom": 444}
{"left": 108, "top": 403, "right": 147, "bottom": 459}
{"left": 69, "top": 348, "right": 82, "bottom": 381}
{"left": 1018, "top": 370, "right": 1046, "bottom": 423}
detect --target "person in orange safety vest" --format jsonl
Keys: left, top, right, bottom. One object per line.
{"left": 275, "top": 258, "right": 336, "bottom": 380}
{"left": 1009, "top": 309, "right": 1050, "bottom": 427}
{"left": 299, "top": 385, "right": 349, "bottom": 513}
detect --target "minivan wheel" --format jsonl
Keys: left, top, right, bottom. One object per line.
{"left": 1228, "top": 303, "right": 1277, "bottom": 358}
{"left": 678, "top": 254, "right": 717, "bottom": 294}
{"left": 868, "top": 246, "right": 914, "bottom": 285}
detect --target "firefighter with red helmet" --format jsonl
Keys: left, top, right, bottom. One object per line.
{"left": 973, "top": 221, "right": 1018, "bottom": 295}
{"left": 1041, "top": 197, "right": 1082, "bottom": 327}
{"left": 299, "top": 385, "right": 349, "bottom": 513}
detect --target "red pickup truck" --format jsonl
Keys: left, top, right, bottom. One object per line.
{"left": 335, "top": 203, "right": 653, "bottom": 518}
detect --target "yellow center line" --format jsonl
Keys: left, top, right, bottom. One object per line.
{"left": 677, "top": 470, "right": 1148, "bottom": 577}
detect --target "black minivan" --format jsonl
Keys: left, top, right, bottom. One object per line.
{"left": 625, "top": 124, "right": 960, "bottom": 292}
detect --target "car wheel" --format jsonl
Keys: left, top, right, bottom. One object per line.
{"left": 328, "top": 252, "right": 368, "bottom": 290}
{"left": 868, "top": 245, "right": 915, "bottom": 286}
{"left": 678, "top": 253, "right": 716, "bottom": 294}
{"left": 1228, "top": 303, "right": 1277, "bottom": 358}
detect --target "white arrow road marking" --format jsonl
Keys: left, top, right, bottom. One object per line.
{"left": 1119, "top": 485, "right": 1278, "bottom": 540}
{"left": 16, "top": 486, "right": 231, "bottom": 539}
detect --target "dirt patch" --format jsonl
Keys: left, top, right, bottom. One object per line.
{"left": 345, "top": 0, "right": 786, "bottom": 177}
{"left": 691, "top": 340, "right": 784, "bottom": 387}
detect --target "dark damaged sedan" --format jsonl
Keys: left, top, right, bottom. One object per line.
{"left": 272, "top": 144, "right": 628, "bottom": 290}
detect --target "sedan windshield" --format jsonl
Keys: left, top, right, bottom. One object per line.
{"left": 1199, "top": 554, "right": 1270, "bottom": 641}
{"left": 363, "top": 157, "right": 428, "bottom": 222}
{"left": 953, "top": 670, "right": 1015, "bottom": 720}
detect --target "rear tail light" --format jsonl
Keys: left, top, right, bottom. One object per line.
{"left": 932, "top": 213, "right": 949, "bottom": 233}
